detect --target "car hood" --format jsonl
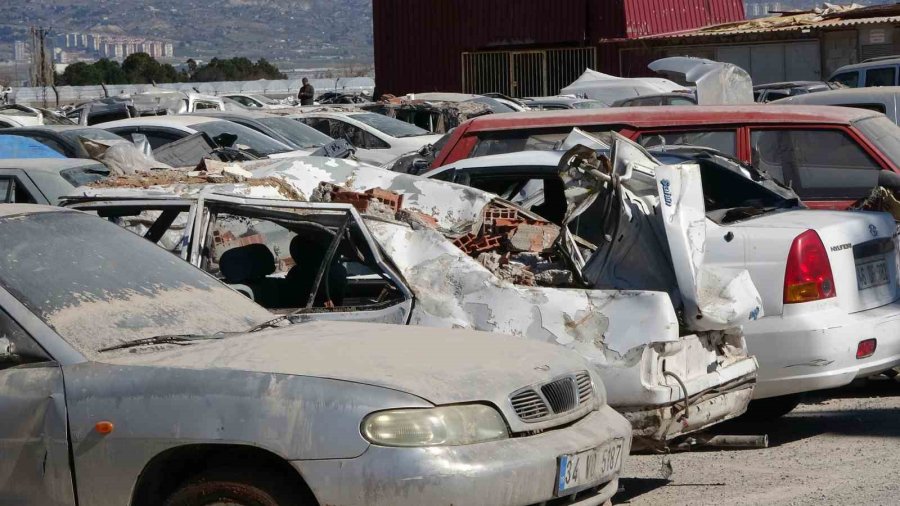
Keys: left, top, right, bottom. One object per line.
{"left": 101, "top": 320, "right": 592, "bottom": 405}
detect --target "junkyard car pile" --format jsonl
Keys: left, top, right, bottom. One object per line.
{"left": 2, "top": 57, "right": 900, "bottom": 506}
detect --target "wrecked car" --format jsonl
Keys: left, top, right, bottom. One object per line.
{"left": 428, "top": 133, "right": 900, "bottom": 418}
{"left": 0, "top": 158, "right": 110, "bottom": 204}
{"left": 362, "top": 94, "right": 496, "bottom": 134}
{"left": 0, "top": 204, "right": 631, "bottom": 506}
{"left": 66, "top": 154, "right": 759, "bottom": 447}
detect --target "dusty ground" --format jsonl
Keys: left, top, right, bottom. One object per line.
{"left": 614, "top": 378, "right": 900, "bottom": 505}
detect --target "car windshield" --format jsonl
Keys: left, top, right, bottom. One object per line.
{"left": 191, "top": 120, "right": 293, "bottom": 156}
{"left": 0, "top": 210, "right": 271, "bottom": 359}
{"left": 60, "top": 163, "right": 111, "bottom": 186}
{"left": 251, "top": 95, "right": 278, "bottom": 105}
{"left": 854, "top": 116, "right": 900, "bottom": 167}
{"left": 349, "top": 112, "right": 430, "bottom": 138}
{"left": 59, "top": 127, "right": 128, "bottom": 144}
{"left": 257, "top": 116, "right": 333, "bottom": 148}
{"left": 37, "top": 109, "right": 75, "bottom": 125}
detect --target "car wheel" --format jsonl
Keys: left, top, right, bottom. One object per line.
{"left": 742, "top": 394, "right": 802, "bottom": 421}
{"left": 163, "top": 468, "right": 310, "bottom": 506}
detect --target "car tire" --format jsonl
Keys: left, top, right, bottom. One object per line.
{"left": 742, "top": 394, "right": 802, "bottom": 421}
{"left": 163, "top": 468, "right": 310, "bottom": 506}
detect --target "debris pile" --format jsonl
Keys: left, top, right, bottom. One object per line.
{"left": 455, "top": 202, "right": 573, "bottom": 287}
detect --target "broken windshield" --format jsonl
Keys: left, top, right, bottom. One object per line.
{"left": 190, "top": 120, "right": 294, "bottom": 156}
{"left": 0, "top": 210, "right": 272, "bottom": 359}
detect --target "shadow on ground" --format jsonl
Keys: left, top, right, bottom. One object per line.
{"left": 704, "top": 377, "right": 900, "bottom": 447}
{"left": 613, "top": 478, "right": 670, "bottom": 504}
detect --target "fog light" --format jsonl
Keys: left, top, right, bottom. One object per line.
{"left": 856, "top": 339, "right": 877, "bottom": 359}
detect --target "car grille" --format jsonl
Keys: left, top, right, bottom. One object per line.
{"left": 510, "top": 371, "right": 594, "bottom": 423}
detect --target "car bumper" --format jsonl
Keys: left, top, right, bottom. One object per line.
{"left": 292, "top": 406, "right": 632, "bottom": 506}
{"left": 745, "top": 298, "right": 900, "bottom": 399}
{"left": 615, "top": 356, "right": 757, "bottom": 448}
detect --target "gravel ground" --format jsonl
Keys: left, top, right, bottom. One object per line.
{"left": 614, "top": 378, "right": 900, "bottom": 506}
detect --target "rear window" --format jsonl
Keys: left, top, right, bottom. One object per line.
{"left": 471, "top": 127, "right": 621, "bottom": 158}
{"left": 750, "top": 128, "right": 882, "bottom": 199}
{"left": 865, "top": 67, "right": 897, "bottom": 87}
{"left": 190, "top": 120, "right": 292, "bottom": 156}
{"left": 257, "top": 117, "right": 332, "bottom": 148}
{"left": 637, "top": 130, "right": 737, "bottom": 157}
{"left": 60, "top": 128, "right": 127, "bottom": 144}
{"left": 60, "top": 164, "right": 111, "bottom": 186}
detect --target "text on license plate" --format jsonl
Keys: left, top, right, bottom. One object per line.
{"left": 856, "top": 258, "right": 890, "bottom": 290}
{"left": 556, "top": 438, "right": 624, "bottom": 495}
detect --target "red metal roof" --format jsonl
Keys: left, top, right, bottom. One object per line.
{"left": 623, "top": 0, "right": 744, "bottom": 38}
{"left": 459, "top": 105, "right": 881, "bottom": 132}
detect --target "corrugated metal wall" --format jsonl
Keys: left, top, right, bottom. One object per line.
{"left": 623, "top": 0, "right": 745, "bottom": 38}
{"left": 373, "top": 0, "right": 743, "bottom": 95}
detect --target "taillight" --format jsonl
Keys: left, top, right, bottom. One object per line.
{"left": 784, "top": 230, "right": 836, "bottom": 304}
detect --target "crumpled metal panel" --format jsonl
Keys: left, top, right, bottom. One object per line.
{"left": 655, "top": 162, "right": 763, "bottom": 330}
{"left": 0, "top": 365, "right": 74, "bottom": 505}
{"left": 649, "top": 56, "right": 754, "bottom": 105}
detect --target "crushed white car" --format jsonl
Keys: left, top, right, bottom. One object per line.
{"left": 65, "top": 148, "right": 760, "bottom": 448}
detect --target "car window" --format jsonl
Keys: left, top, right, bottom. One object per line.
{"left": 348, "top": 113, "right": 430, "bottom": 138}
{"left": 327, "top": 119, "right": 389, "bottom": 149}
{"left": 204, "top": 205, "right": 403, "bottom": 311}
{"left": 0, "top": 308, "right": 49, "bottom": 369}
{"left": 637, "top": 130, "right": 737, "bottom": 156}
{"left": 472, "top": 128, "right": 619, "bottom": 158}
{"left": 0, "top": 211, "right": 271, "bottom": 359}
{"left": 125, "top": 128, "right": 184, "bottom": 150}
{"left": 865, "top": 67, "right": 896, "bottom": 87}
{"left": 669, "top": 97, "right": 696, "bottom": 106}
{"left": 194, "top": 101, "right": 221, "bottom": 111}
{"left": 25, "top": 134, "right": 69, "bottom": 156}
{"left": 572, "top": 100, "right": 607, "bottom": 110}
{"left": 761, "top": 90, "right": 791, "bottom": 102}
{"left": 831, "top": 71, "right": 860, "bottom": 88}
{"left": 231, "top": 96, "right": 254, "bottom": 107}
{"left": 467, "top": 176, "right": 568, "bottom": 225}
{"left": 190, "top": 120, "right": 292, "bottom": 156}
{"left": 0, "top": 120, "right": 13, "bottom": 128}
{"left": 60, "top": 164, "right": 111, "bottom": 186}
{"left": 60, "top": 127, "right": 128, "bottom": 144}
{"left": 0, "top": 176, "right": 37, "bottom": 204}
{"left": 257, "top": 117, "right": 333, "bottom": 148}
{"left": 750, "top": 128, "right": 882, "bottom": 199}
{"left": 855, "top": 115, "right": 900, "bottom": 173}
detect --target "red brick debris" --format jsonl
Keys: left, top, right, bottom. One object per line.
{"left": 453, "top": 202, "right": 559, "bottom": 255}
{"left": 328, "top": 187, "right": 404, "bottom": 214}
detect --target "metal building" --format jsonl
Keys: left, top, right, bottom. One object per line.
{"left": 372, "top": 0, "right": 744, "bottom": 96}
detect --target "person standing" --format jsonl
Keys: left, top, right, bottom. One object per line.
{"left": 298, "top": 78, "right": 315, "bottom": 106}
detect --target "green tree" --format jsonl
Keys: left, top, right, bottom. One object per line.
{"left": 122, "top": 52, "right": 179, "bottom": 84}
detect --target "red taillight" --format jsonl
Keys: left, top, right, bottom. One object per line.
{"left": 857, "top": 339, "right": 877, "bottom": 359}
{"left": 784, "top": 230, "right": 836, "bottom": 304}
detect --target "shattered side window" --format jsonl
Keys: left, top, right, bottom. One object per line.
{"left": 750, "top": 128, "right": 882, "bottom": 199}
{"left": 636, "top": 130, "right": 737, "bottom": 156}
{"left": 204, "top": 206, "right": 404, "bottom": 312}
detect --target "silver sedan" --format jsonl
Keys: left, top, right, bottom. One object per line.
{"left": 0, "top": 205, "right": 632, "bottom": 506}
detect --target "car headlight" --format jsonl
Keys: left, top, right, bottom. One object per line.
{"left": 362, "top": 404, "right": 509, "bottom": 447}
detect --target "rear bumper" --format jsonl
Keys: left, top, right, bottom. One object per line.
{"left": 616, "top": 357, "right": 756, "bottom": 447}
{"left": 293, "top": 406, "right": 632, "bottom": 506}
{"left": 745, "top": 299, "right": 900, "bottom": 399}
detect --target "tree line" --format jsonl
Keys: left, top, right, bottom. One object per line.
{"left": 55, "top": 53, "right": 287, "bottom": 86}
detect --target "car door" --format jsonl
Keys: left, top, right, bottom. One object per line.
{"left": 748, "top": 126, "right": 884, "bottom": 209}
{"left": 0, "top": 169, "right": 48, "bottom": 204}
{"left": 0, "top": 301, "right": 74, "bottom": 505}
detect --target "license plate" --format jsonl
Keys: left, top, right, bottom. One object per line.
{"left": 556, "top": 438, "right": 624, "bottom": 496}
{"left": 856, "top": 258, "right": 890, "bottom": 290}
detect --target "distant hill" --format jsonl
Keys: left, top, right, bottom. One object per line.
{"left": 2, "top": 0, "right": 373, "bottom": 66}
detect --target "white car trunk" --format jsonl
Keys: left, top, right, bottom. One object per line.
{"left": 727, "top": 210, "right": 900, "bottom": 315}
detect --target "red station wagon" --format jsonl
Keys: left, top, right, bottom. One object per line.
{"left": 432, "top": 105, "right": 900, "bottom": 210}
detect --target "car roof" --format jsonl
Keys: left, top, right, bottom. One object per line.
{"left": 753, "top": 81, "right": 826, "bottom": 90}
{"left": 438, "top": 150, "right": 564, "bottom": 172}
{"left": 99, "top": 115, "right": 220, "bottom": 129}
{"left": 0, "top": 125, "right": 100, "bottom": 134}
{"left": 459, "top": 105, "right": 881, "bottom": 133}
{"left": 187, "top": 110, "right": 272, "bottom": 120}
{"left": 772, "top": 86, "right": 900, "bottom": 104}
{"left": 0, "top": 203, "right": 70, "bottom": 218}
{"left": 0, "top": 158, "right": 107, "bottom": 173}
{"left": 833, "top": 57, "right": 900, "bottom": 73}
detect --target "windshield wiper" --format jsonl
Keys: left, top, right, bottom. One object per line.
{"left": 98, "top": 333, "right": 228, "bottom": 353}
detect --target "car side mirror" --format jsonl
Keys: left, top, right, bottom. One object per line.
{"left": 0, "top": 336, "right": 18, "bottom": 363}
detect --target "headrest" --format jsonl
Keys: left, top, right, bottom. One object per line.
{"left": 219, "top": 243, "right": 276, "bottom": 283}
{"left": 290, "top": 233, "right": 332, "bottom": 264}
